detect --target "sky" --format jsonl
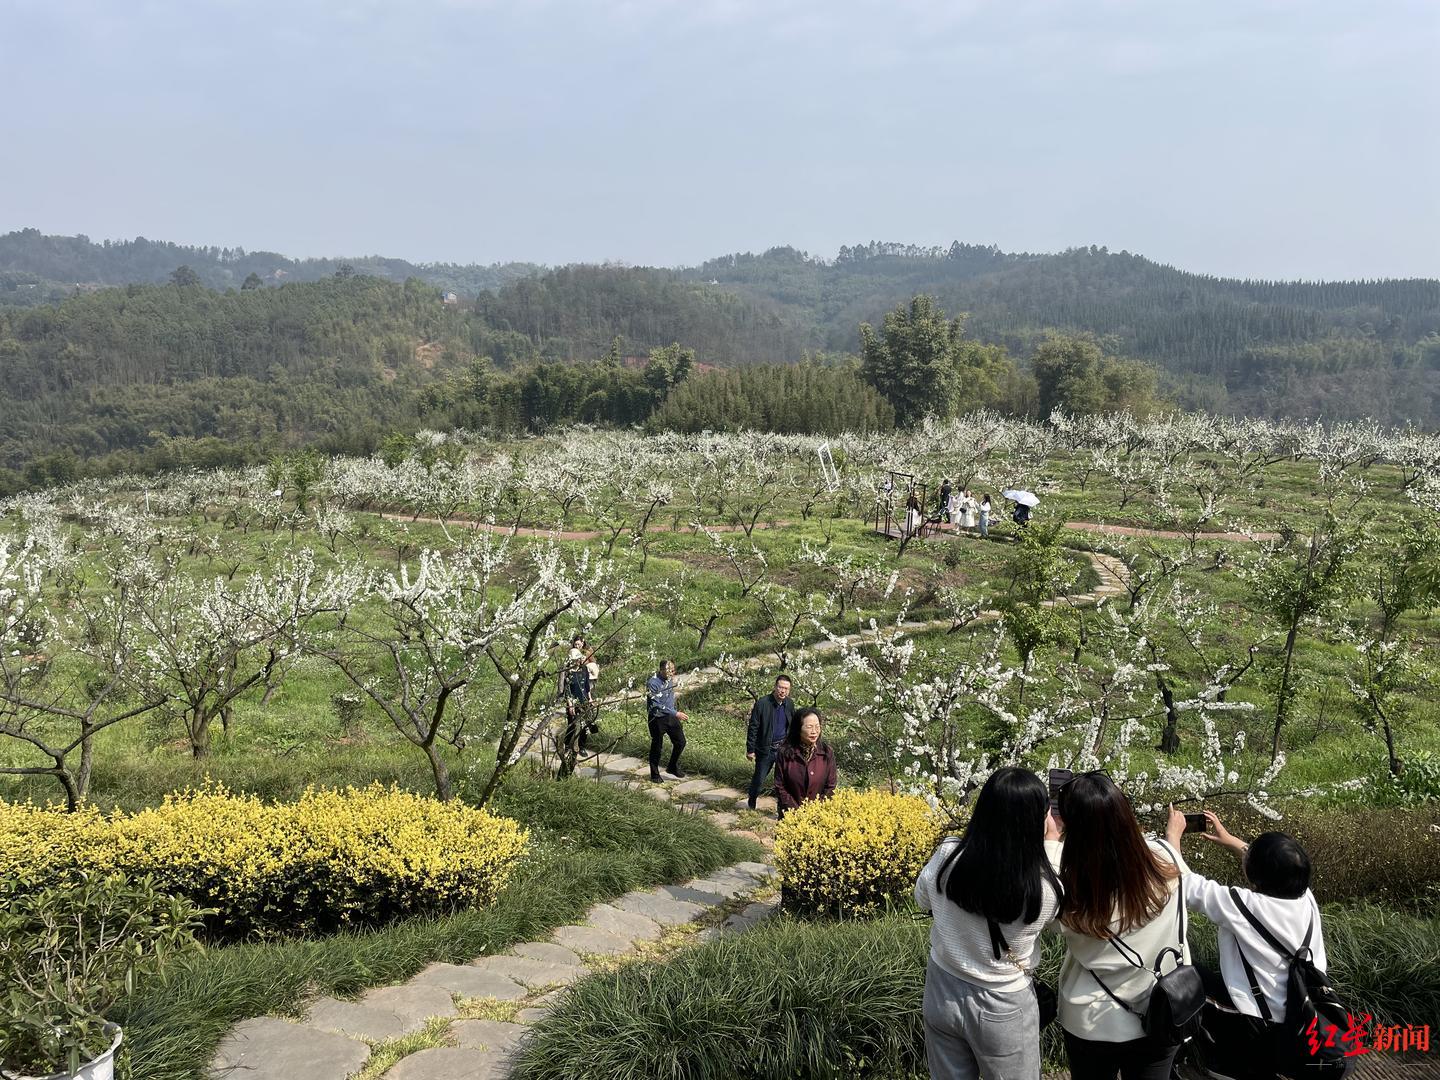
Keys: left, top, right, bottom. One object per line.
{"left": 1, "top": 0, "right": 1437, "bottom": 280}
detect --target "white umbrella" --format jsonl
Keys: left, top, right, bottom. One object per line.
{"left": 1002, "top": 489, "right": 1040, "bottom": 507}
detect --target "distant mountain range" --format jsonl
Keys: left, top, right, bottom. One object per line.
{"left": 2, "top": 228, "right": 1438, "bottom": 431}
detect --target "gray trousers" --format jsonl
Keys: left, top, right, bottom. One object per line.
{"left": 923, "top": 959, "right": 1041, "bottom": 1080}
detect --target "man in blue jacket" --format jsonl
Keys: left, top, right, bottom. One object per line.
{"left": 745, "top": 674, "right": 793, "bottom": 810}
{"left": 646, "top": 659, "right": 688, "bottom": 782}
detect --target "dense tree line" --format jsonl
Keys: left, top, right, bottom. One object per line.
{"left": 647, "top": 361, "right": 894, "bottom": 434}
{"left": 0, "top": 228, "right": 540, "bottom": 297}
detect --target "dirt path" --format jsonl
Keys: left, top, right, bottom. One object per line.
{"left": 378, "top": 510, "right": 1278, "bottom": 545}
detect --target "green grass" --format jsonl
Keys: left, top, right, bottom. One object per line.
{"left": 112, "top": 773, "right": 761, "bottom": 1080}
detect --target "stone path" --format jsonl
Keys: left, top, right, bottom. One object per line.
{"left": 209, "top": 758, "right": 780, "bottom": 1080}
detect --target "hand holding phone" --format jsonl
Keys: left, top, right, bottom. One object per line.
{"left": 1183, "top": 812, "right": 1207, "bottom": 834}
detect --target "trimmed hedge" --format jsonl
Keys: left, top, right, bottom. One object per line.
{"left": 0, "top": 783, "right": 529, "bottom": 939}
{"left": 774, "top": 790, "right": 941, "bottom": 917}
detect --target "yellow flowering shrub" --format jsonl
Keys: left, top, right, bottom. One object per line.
{"left": 774, "top": 789, "right": 942, "bottom": 917}
{"left": 0, "top": 783, "right": 528, "bottom": 939}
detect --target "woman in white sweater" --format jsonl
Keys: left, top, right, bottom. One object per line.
{"left": 1053, "top": 772, "right": 1191, "bottom": 1080}
{"left": 914, "top": 767, "right": 1065, "bottom": 1080}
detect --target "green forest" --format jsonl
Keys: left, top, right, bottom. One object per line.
{"left": 1, "top": 228, "right": 1438, "bottom": 493}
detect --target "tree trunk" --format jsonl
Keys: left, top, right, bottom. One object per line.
{"left": 1271, "top": 623, "right": 1300, "bottom": 761}
{"left": 423, "top": 741, "right": 453, "bottom": 801}
{"left": 77, "top": 734, "right": 95, "bottom": 799}
{"left": 696, "top": 615, "right": 718, "bottom": 652}
{"left": 190, "top": 707, "right": 213, "bottom": 758}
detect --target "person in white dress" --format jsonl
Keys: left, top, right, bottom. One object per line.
{"left": 960, "top": 490, "right": 978, "bottom": 530}
{"left": 947, "top": 487, "right": 963, "bottom": 527}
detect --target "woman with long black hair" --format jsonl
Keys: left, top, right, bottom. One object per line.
{"left": 914, "top": 767, "right": 1065, "bottom": 1080}
{"left": 1053, "top": 772, "right": 1191, "bottom": 1080}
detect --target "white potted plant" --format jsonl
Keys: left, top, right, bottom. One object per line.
{"left": 1, "top": 871, "right": 205, "bottom": 1080}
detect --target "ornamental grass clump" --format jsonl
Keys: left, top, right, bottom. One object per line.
{"left": 0, "top": 783, "right": 529, "bottom": 940}
{"left": 774, "top": 789, "right": 941, "bottom": 917}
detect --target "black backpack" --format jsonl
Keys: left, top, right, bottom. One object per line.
{"left": 1229, "top": 889, "right": 1353, "bottom": 1079}
{"left": 1083, "top": 840, "right": 1206, "bottom": 1046}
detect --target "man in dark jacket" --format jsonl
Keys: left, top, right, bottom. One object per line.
{"left": 745, "top": 675, "right": 793, "bottom": 810}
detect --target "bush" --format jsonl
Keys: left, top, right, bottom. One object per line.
{"left": 1181, "top": 802, "right": 1440, "bottom": 913}
{"left": 774, "top": 790, "right": 941, "bottom": 917}
{"left": 1384, "top": 750, "right": 1440, "bottom": 806}
{"left": 0, "top": 783, "right": 530, "bottom": 939}
{"left": 0, "top": 872, "right": 206, "bottom": 1077}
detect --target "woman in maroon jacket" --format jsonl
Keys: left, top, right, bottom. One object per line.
{"left": 774, "top": 707, "right": 837, "bottom": 819}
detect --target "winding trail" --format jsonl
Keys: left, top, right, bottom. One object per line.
{"left": 377, "top": 510, "right": 1280, "bottom": 546}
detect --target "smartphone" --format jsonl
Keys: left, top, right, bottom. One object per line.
{"left": 1048, "top": 768, "right": 1073, "bottom": 812}
{"left": 1184, "top": 812, "right": 1208, "bottom": 834}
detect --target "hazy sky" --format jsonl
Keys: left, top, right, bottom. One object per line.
{"left": 3, "top": 0, "right": 1437, "bottom": 279}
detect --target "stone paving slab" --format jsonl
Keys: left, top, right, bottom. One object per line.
{"left": 739, "top": 900, "right": 778, "bottom": 920}
{"left": 642, "top": 785, "right": 671, "bottom": 800}
{"left": 552, "top": 923, "right": 633, "bottom": 955}
{"left": 697, "top": 789, "right": 740, "bottom": 804}
{"left": 384, "top": 1046, "right": 510, "bottom": 1079}
{"left": 584, "top": 902, "right": 664, "bottom": 941}
{"left": 699, "top": 785, "right": 745, "bottom": 799}
{"left": 612, "top": 890, "right": 707, "bottom": 925}
{"left": 210, "top": 1017, "right": 369, "bottom": 1080}
{"left": 735, "top": 860, "right": 778, "bottom": 878}
{"left": 515, "top": 990, "right": 564, "bottom": 1025}
{"left": 451, "top": 1019, "right": 528, "bottom": 1053}
{"left": 509, "top": 941, "right": 583, "bottom": 966}
{"left": 711, "top": 811, "right": 739, "bottom": 827}
{"left": 597, "top": 754, "right": 647, "bottom": 772}
{"left": 671, "top": 778, "right": 715, "bottom": 795}
{"left": 305, "top": 996, "right": 410, "bottom": 1041}
{"left": 360, "top": 983, "right": 459, "bottom": 1026}
{"left": 677, "top": 876, "right": 750, "bottom": 899}
{"left": 471, "top": 953, "right": 588, "bottom": 988}
{"left": 408, "top": 962, "right": 527, "bottom": 1001}
{"left": 657, "top": 883, "right": 729, "bottom": 905}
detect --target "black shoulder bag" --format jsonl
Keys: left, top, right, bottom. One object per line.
{"left": 1084, "top": 840, "right": 1205, "bottom": 1046}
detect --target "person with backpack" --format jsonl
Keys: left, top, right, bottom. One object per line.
{"left": 562, "top": 636, "right": 594, "bottom": 755}
{"left": 1054, "top": 772, "right": 1201, "bottom": 1080}
{"left": 1166, "top": 809, "right": 1349, "bottom": 1080}
{"left": 914, "top": 767, "right": 1065, "bottom": 1080}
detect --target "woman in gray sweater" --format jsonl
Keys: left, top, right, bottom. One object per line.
{"left": 914, "top": 767, "right": 1065, "bottom": 1080}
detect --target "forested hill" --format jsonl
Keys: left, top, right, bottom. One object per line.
{"left": 473, "top": 242, "right": 1440, "bottom": 424}
{"left": 3, "top": 228, "right": 1439, "bottom": 433}
{"left": 0, "top": 228, "right": 541, "bottom": 301}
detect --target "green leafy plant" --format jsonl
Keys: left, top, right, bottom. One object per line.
{"left": 0, "top": 872, "right": 206, "bottom": 1078}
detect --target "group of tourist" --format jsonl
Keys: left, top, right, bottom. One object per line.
{"left": 641, "top": 669, "right": 838, "bottom": 815}
{"left": 917, "top": 767, "right": 1339, "bottom": 1080}
{"left": 938, "top": 481, "right": 993, "bottom": 538}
